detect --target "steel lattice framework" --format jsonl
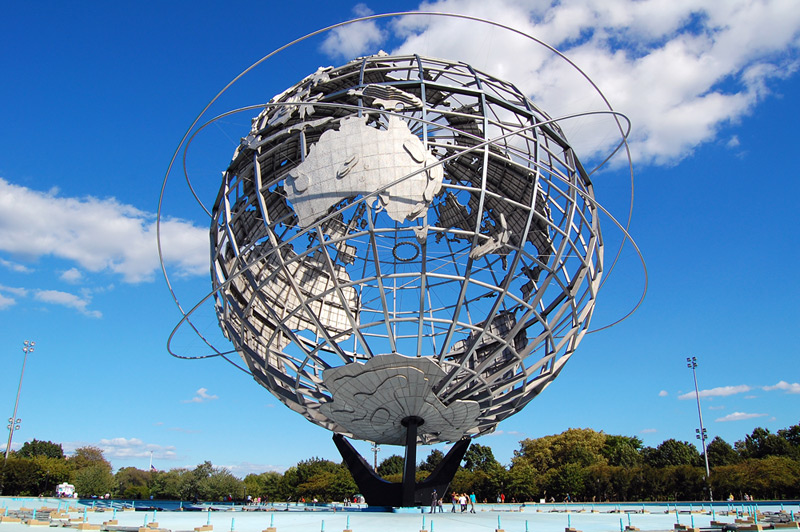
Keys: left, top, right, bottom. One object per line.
{"left": 210, "top": 54, "right": 603, "bottom": 445}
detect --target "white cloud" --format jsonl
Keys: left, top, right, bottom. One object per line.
{"left": 223, "top": 461, "right": 288, "bottom": 476}
{"left": 763, "top": 381, "right": 800, "bottom": 394}
{"left": 0, "top": 285, "right": 28, "bottom": 308}
{"left": 97, "top": 437, "right": 177, "bottom": 460}
{"left": 183, "top": 387, "right": 219, "bottom": 403}
{"left": 34, "top": 289, "right": 102, "bottom": 318}
{"left": 658, "top": 390, "right": 668, "bottom": 397}
{"left": 0, "top": 285, "right": 28, "bottom": 297}
{"left": 716, "top": 411, "right": 768, "bottom": 422}
{"left": 0, "top": 282, "right": 102, "bottom": 317}
{"left": 318, "top": 1, "right": 800, "bottom": 165}
{"left": 353, "top": 2, "right": 373, "bottom": 16}
{"left": 60, "top": 267, "right": 83, "bottom": 283}
{"left": 0, "top": 258, "right": 32, "bottom": 273}
{"left": 0, "top": 292, "right": 16, "bottom": 309}
{"left": 102, "top": 437, "right": 144, "bottom": 446}
{"left": 320, "top": 5, "right": 387, "bottom": 60}
{"left": 640, "top": 428, "right": 657, "bottom": 434}
{"left": 678, "top": 385, "right": 751, "bottom": 400}
{"left": 0, "top": 178, "right": 208, "bottom": 284}
{"left": 485, "top": 429, "right": 522, "bottom": 437}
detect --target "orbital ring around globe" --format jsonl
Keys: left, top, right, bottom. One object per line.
{"left": 157, "top": 12, "right": 647, "bottom": 447}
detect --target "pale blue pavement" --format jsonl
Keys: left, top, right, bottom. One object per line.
{"left": 2, "top": 498, "right": 798, "bottom": 532}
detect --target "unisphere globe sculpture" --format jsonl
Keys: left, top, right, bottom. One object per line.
{"left": 211, "top": 53, "right": 604, "bottom": 451}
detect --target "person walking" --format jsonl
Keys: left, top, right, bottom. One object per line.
{"left": 469, "top": 492, "right": 476, "bottom": 513}
{"left": 431, "top": 489, "right": 438, "bottom": 514}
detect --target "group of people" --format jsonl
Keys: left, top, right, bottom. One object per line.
{"left": 430, "top": 490, "right": 476, "bottom": 513}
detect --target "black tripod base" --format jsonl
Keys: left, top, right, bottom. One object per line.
{"left": 333, "top": 433, "right": 470, "bottom": 507}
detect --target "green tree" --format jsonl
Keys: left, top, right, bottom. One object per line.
{"left": 419, "top": 449, "right": 444, "bottom": 472}
{"left": 739, "top": 456, "right": 800, "bottom": 499}
{"left": 662, "top": 465, "right": 706, "bottom": 501}
{"left": 283, "top": 458, "right": 355, "bottom": 502}
{"left": 706, "top": 436, "right": 739, "bottom": 467}
{"left": 289, "top": 459, "right": 356, "bottom": 502}
{"left": 456, "top": 461, "right": 507, "bottom": 502}
{"left": 69, "top": 446, "right": 113, "bottom": 498}
{"left": 711, "top": 463, "right": 746, "bottom": 500}
{"left": 643, "top": 439, "right": 700, "bottom": 468}
{"left": 149, "top": 469, "right": 187, "bottom": 500}
{"left": 463, "top": 443, "right": 500, "bottom": 472}
{"left": 244, "top": 471, "right": 287, "bottom": 502}
{"left": 735, "top": 427, "right": 795, "bottom": 459}
{"left": 514, "top": 428, "right": 607, "bottom": 473}
{"left": 324, "top": 466, "right": 359, "bottom": 502}
{"left": 376, "top": 455, "right": 404, "bottom": 477}
{"left": 448, "top": 468, "right": 473, "bottom": 495}
{"left": 115, "top": 467, "right": 151, "bottom": 499}
{"left": 17, "top": 439, "right": 64, "bottom": 459}
{"left": 542, "top": 462, "right": 586, "bottom": 501}
{"left": 608, "top": 466, "right": 636, "bottom": 501}
{"left": 180, "top": 461, "right": 213, "bottom": 501}
{"left": 292, "top": 458, "right": 339, "bottom": 485}
{"left": 777, "top": 422, "right": 800, "bottom": 447}
{"left": 74, "top": 464, "right": 114, "bottom": 497}
{"left": 553, "top": 428, "right": 607, "bottom": 468}
{"left": 1, "top": 456, "right": 39, "bottom": 495}
{"left": 585, "top": 464, "right": 616, "bottom": 501}
{"left": 629, "top": 466, "right": 667, "bottom": 501}
{"left": 513, "top": 435, "right": 553, "bottom": 472}
{"left": 506, "top": 461, "right": 539, "bottom": 502}
{"left": 32, "top": 455, "right": 71, "bottom": 496}
{"left": 602, "top": 435, "right": 643, "bottom": 467}
{"left": 69, "top": 446, "right": 111, "bottom": 471}
{"left": 712, "top": 455, "right": 800, "bottom": 501}
{"left": 588, "top": 463, "right": 644, "bottom": 502}
{"left": 200, "top": 467, "right": 243, "bottom": 501}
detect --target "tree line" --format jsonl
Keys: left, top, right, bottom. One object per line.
{"left": 2, "top": 421, "right": 799, "bottom": 502}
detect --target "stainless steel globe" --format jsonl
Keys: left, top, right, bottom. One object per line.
{"left": 210, "top": 53, "right": 603, "bottom": 447}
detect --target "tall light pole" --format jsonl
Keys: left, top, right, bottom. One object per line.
{"left": 5, "top": 340, "right": 35, "bottom": 462}
{"left": 687, "top": 356, "right": 712, "bottom": 501}
{"left": 371, "top": 442, "right": 380, "bottom": 471}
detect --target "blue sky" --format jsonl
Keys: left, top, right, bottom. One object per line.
{"left": 1, "top": 1, "right": 799, "bottom": 477}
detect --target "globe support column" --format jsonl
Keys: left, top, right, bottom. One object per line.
{"left": 401, "top": 416, "right": 423, "bottom": 507}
